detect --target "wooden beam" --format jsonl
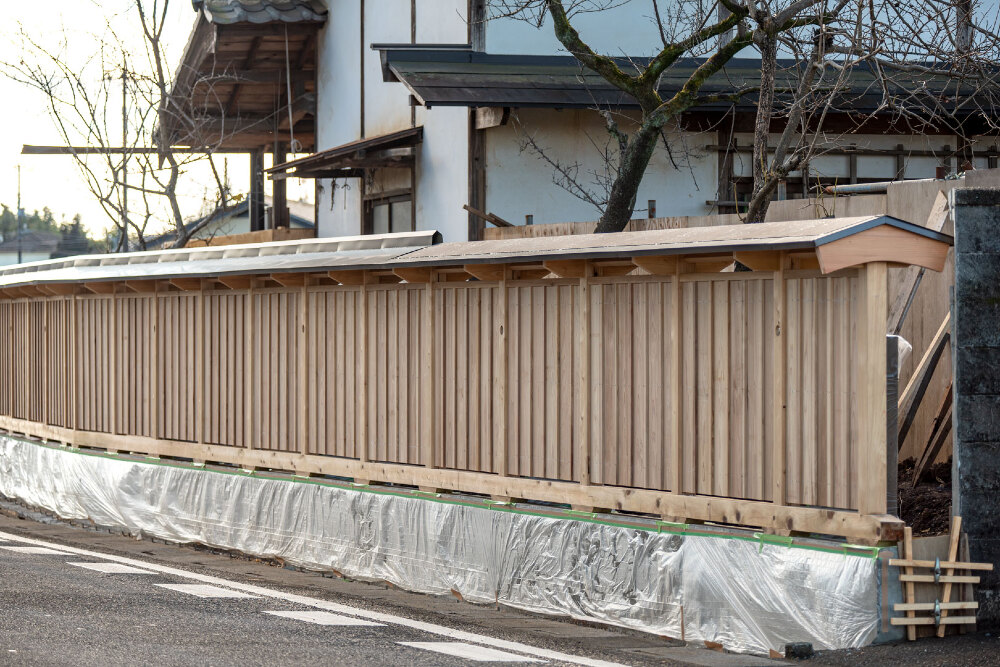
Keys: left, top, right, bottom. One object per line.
{"left": 463, "top": 264, "right": 507, "bottom": 282}
{"left": 632, "top": 255, "right": 680, "bottom": 275}
{"left": 124, "top": 280, "right": 159, "bottom": 294}
{"left": 168, "top": 278, "right": 203, "bottom": 292}
{"left": 684, "top": 255, "right": 735, "bottom": 273}
{"left": 733, "top": 251, "right": 783, "bottom": 272}
{"left": 887, "top": 192, "right": 950, "bottom": 334}
{"left": 328, "top": 270, "right": 367, "bottom": 285}
{"left": 891, "top": 616, "right": 978, "bottom": 626}
{"left": 893, "top": 601, "right": 979, "bottom": 611}
{"left": 512, "top": 268, "right": 552, "bottom": 280}
{"left": 898, "top": 313, "right": 950, "bottom": 448}
{"left": 217, "top": 275, "right": 255, "bottom": 290}
{"left": 269, "top": 273, "right": 309, "bottom": 288}
{"left": 393, "top": 267, "right": 435, "bottom": 283}
{"left": 0, "top": 413, "right": 908, "bottom": 543}
{"left": 463, "top": 204, "right": 512, "bottom": 228}
{"left": 83, "top": 282, "right": 118, "bottom": 294}
{"left": 543, "top": 260, "right": 591, "bottom": 278}
{"left": 593, "top": 263, "right": 636, "bottom": 277}
{"left": 815, "top": 225, "right": 950, "bottom": 274}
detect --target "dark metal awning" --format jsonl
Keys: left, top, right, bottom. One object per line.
{"left": 375, "top": 46, "right": 764, "bottom": 110}
{"left": 266, "top": 127, "right": 424, "bottom": 179}
{"left": 374, "top": 45, "right": 996, "bottom": 118}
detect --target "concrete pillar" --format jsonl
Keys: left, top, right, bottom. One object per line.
{"left": 952, "top": 187, "right": 1000, "bottom": 621}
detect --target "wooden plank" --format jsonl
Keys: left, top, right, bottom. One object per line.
{"left": 270, "top": 273, "right": 309, "bottom": 288}
{"left": 169, "top": 278, "right": 202, "bottom": 291}
{"left": 911, "top": 383, "right": 953, "bottom": 486}
{"left": 886, "top": 191, "right": 948, "bottom": 333}
{"left": 938, "top": 516, "right": 964, "bottom": 637}
{"left": 898, "top": 314, "right": 951, "bottom": 448}
{"left": 891, "top": 617, "right": 978, "bottom": 626}
{"left": 890, "top": 558, "right": 991, "bottom": 571}
{"left": 899, "top": 574, "right": 980, "bottom": 584}
{"left": 893, "top": 601, "right": 979, "bottom": 611}
{"left": 857, "top": 263, "right": 888, "bottom": 515}
{"left": 218, "top": 276, "right": 254, "bottom": 290}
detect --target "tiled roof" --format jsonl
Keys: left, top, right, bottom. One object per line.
{"left": 192, "top": 0, "right": 327, "bottom": 24}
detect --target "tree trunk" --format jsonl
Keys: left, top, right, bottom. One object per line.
{"left": 748, "top": 30, "right": 778, "bottom": 224}
{"left": 594, "top": 122, "right": 661, "bottom": 233}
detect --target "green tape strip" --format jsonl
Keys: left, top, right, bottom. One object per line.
{"left": 8, "top": 435, "right": 879, "bottom": 559}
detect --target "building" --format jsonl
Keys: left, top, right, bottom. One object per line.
{"left": 0, "top": 230, "right": 61, "bottom": 267}
{"left": 168, "top": 1, "right": 998, "bottom": 242}
{"left": 146, "top": 196, "right": 315, "bottom": 249}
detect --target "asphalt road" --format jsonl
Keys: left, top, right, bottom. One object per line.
{"left": 0, "top": 509, "right": 783, "bottom": 667}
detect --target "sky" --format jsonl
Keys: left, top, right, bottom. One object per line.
{"left": 0, "top": 1, "right": 312, "bottom": 239}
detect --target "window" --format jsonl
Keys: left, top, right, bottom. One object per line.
{"left": 364, "top": 190, "right": 413, "bottom": 235}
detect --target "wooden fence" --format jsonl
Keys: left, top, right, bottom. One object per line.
{"left": 0, "top": 258, "right": 901, "bottom": 543}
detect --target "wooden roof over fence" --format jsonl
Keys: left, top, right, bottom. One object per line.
{"left": 0, "top": 216, "right": 951, "bottom": 294}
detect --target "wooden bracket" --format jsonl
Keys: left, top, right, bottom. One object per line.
{"left": 542, "top": 259, "right": 591, "bottom": 278}
{"left": 393, "top": 267, "right": 435, "bottom": 283}
{"left": 328, "top": 270, "right": 367, "bottom": 285}
{"left": 463, "top": 264, "right": 507, "bottom": 282}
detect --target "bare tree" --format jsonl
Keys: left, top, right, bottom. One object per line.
{"left": 492, "top": 1, "right": 1000, "bottom": 230}
{"left": 3, "top": 0, "right": 231, "bottom": 250}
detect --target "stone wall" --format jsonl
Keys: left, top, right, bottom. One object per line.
{"left": 952, "top": 187, "right": 1000, "bottom": 622}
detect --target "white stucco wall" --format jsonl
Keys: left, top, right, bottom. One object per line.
{"left": 485, "top": 109, "right": 717, "bottom": 225}
{"left": 315, "top": 2, "right": 363, "bottom": 239}
{"left": 486, "top": 2, "right": 665, "bottom": 56}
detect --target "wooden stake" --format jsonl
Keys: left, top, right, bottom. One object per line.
{"left": 903, "top": 526, "right": 916, "bottom": 641}
{"left": 937, "top": 516, "right": 963, "bottom": 637}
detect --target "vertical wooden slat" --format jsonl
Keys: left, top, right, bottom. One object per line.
{"left": 576, "top": 272, "right": 590, "bottom": 485}
{"left": 421, "top": 278, "right": 434, "bottom": 468}
{"left": 670, "top": 272, "right": 682, "bottom": 495}
{"left": 771, "top": 259, "right": 787, "bottom": 509}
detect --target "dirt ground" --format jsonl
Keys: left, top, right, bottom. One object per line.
{"left": 810, "top": 630, "right": 1000, "bottom": 666}
{"left": 898, "top": 458, "right": 952, "bottom": 536}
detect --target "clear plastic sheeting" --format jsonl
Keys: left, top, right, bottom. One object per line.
{"left": 0, "top": 435, "right": 881, "bottom": 656}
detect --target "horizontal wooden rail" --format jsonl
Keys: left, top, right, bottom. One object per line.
{"left": 0, "top": 261, "right": 901, "bottom": 543}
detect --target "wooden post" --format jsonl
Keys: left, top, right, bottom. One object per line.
{"left": 298, "top": 283, "right": 309, "bottom": 459}
{"left": 670, "top": 268, "right": 683, "bottom": 494}
{"left": 576, "top": 269, "right": 590, "bottom": 484}
{"left": 422, "top": 276, "right": 436, "bottom": 468}
{"left": 903, "top": 526, "right": 917, "bottom": 641}
{"left": 244, "top": 284, "right": 254, "bottom": 450}
{"left": 110, "top": 288, "right": 118, "bottom": 435}
{"left": 70, "top": 294, "right": 77, "bottom": 432}
{"left": 771, "top": 256, "right": 787, "bottom": 507}
{"left": 196, "top": 284, "right": 205, "bottom": 445}
{"left": 858, "top": 262, "right": 888, "bottom": 515}
{"left": 494, "top": 273, "right": 508, "bottom": 476}
{"left": 41, "top": 298, "right": 48, "bottom": 426}
{"left": 151, "top": 286, "right": 159, "bottom": 440}
{"left": 358, "top": 275, "right": 369, "bottom": 463}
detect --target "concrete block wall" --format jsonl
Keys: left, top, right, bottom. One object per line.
{"left": 952, "top": 187, "right": 1000, "bottom": 622}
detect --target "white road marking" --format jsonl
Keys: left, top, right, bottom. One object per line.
{"left": 0, "top": 546, "right": 71, "bottom": 555}
{"left": 156, "top": 584, "right": 259, "bottom": 599}
{"left": 0, "top": 530, "right": 624, "bottom": 667}
{"left": 399, "top": 642, "right": 543, "bottom": 663}
{"left": 68, "top": 562, "right": 155, "bottom": 574}
{"left": 263, "top": 610, "right": 384, "bottom": 627}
